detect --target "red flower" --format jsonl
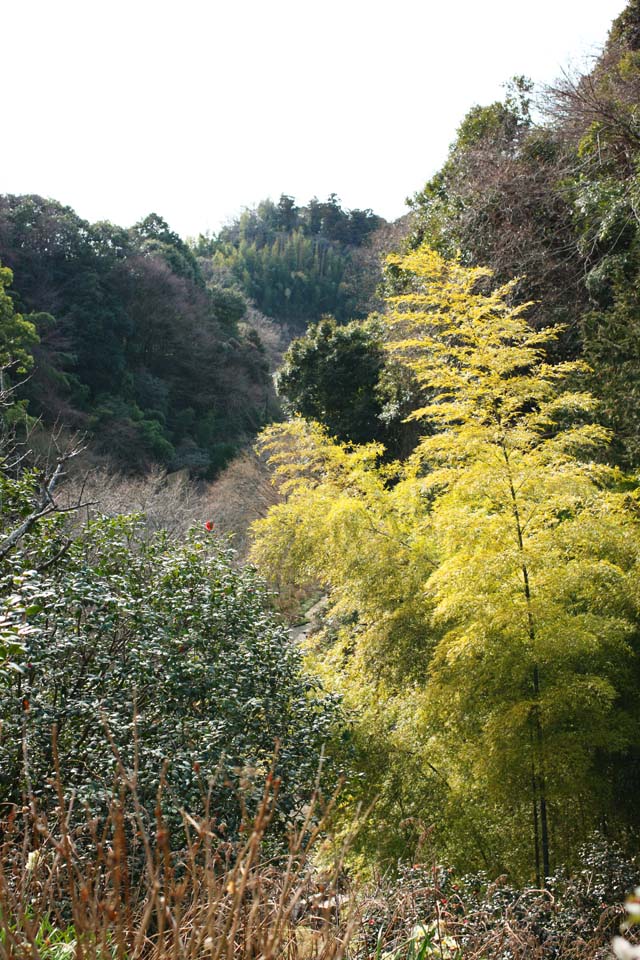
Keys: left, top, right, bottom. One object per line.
{"left": 204, "top": 520, "right": 214, "bottom": 532}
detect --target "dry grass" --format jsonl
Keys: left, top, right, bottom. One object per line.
{"left": 2, "top": 762, "right": 632, "bottom": 960}
{"left": 0, "top": 699, "right": 633, "bottom": 960}
{"left": 0, "top": 756, "right": 355, "bottom": 960}
{"left": 1, "top": 792, "right": 631, "bottom": 960}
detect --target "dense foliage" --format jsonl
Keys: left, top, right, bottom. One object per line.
{"left": 0, "top": 197, "right": 275, "bottom": 475}
{"left": 356, "top": 835, "right": 636, "bottom": 960}
{"left": 0, "top": 264, "right": 38, "bottom": 377}
{"left": 251, "top": 246, "right": 640, "bottom": 880}
{"left": 275, "top": 316, "right": 422, "bottom": 457}
{"left": 0, "top": 513, "right": 338, "bottom": 828}
{"left": 195, "top": 194, "right": 386, "bottom": 329}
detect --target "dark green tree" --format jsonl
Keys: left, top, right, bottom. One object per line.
{"left": 276, "top": 316, "right": 421, "bottom": 456}
{"left": 277, "top": 317, "right": 386, "bottom": 445}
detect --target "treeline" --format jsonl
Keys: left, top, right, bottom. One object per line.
{"left": 0, "top": 196, "right": 276, "bottom": 475}
{"left": 408, "top": 2, "right": 640, "bottom": 466}
{"left": 194, "top": 194, "right": 388, "bottom": 328}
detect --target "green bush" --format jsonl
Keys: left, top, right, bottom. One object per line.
{"left": 0, "top": 514, "right": 340, "bottom": 832}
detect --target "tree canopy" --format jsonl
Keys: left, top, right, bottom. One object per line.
{"left": 409, "top": 9, "right": 640, "bottom": 466}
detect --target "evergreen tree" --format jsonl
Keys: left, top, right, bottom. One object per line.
{"left": 0, "top": 262, "right": 38, "bottom": 375}
{"left": 276, "top": 317, "right": 387, "bottom": 445}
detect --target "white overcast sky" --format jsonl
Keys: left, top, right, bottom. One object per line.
{"left": 1, "top": 0, "right": 628, "bottom": 238}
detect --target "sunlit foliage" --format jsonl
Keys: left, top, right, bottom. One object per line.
{"left": 251, "top": 246, "right": 640, "bottom": 879}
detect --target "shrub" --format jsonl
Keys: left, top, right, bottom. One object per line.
{"left": 0, "top": 515, "right": 340, "bottom": 833}
{"left": 350, "top": 836, "right": 638, "bottom": 960}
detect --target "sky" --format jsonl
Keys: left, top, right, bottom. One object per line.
{"left": 1, "top": 0, "right": 628, "bottom": 238}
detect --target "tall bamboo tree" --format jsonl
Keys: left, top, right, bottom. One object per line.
{"left": 251, "top": 247, "right": 640, "bottom": 877}
{"left": 385, "top": 247, "right": 640, "bottom": 880}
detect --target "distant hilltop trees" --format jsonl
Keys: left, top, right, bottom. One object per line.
{"left": 193, "top": 194, "right": 388, "bottom": 329}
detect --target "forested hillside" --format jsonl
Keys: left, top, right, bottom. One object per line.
{"left": 408, "top": 3, "right": 640, "bottom": 465}
{"left": 0, "top": 196, "right": 275, "bottom": 475}
{"left": 194, "top": 194, "right": 390, "bottom": 329}
{"left": 0, "top": 193, "right": 393, "bottom": 476}
{"left": 3, "top": 3, "right": 640, "bottom": 958}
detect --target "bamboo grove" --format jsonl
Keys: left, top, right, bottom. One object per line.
{"left": 251, "top": 247, "right": 640, "bottom": 881}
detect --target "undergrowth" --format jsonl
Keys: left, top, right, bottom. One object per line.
{"left": 0, "top": 756, "right": 637, "bottom": 960}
